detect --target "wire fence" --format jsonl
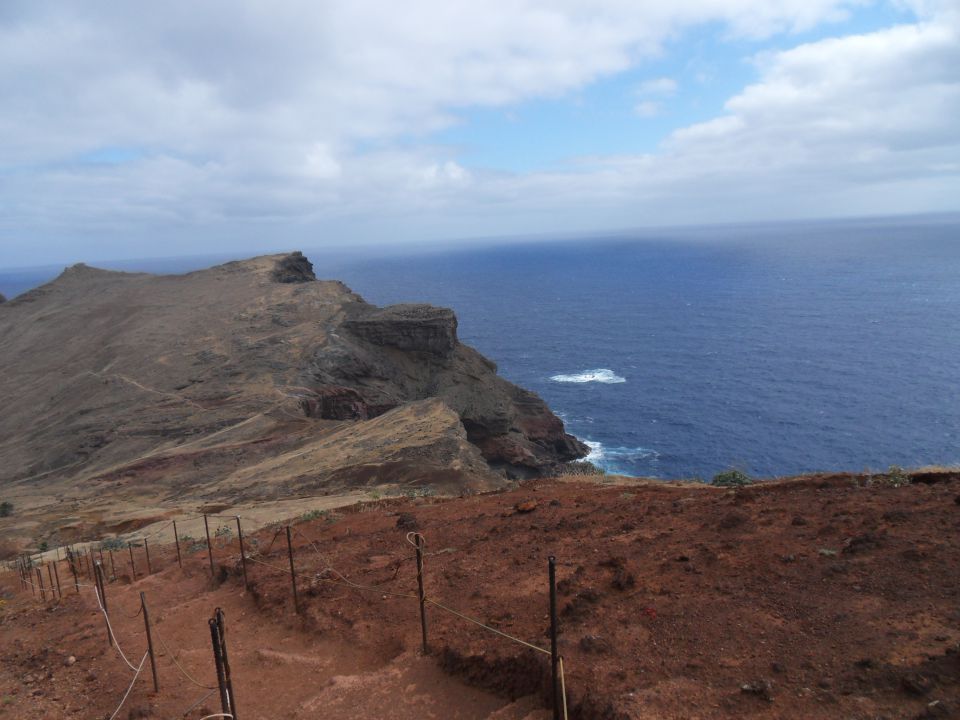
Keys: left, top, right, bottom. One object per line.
{"left": 3, "top": 509, "right": 572, "bottom": 720}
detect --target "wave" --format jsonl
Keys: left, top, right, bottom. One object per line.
{"left": 581, "top": 440, "right": 659, "bottom": 474}
{"left": 550, "top": 368, "right": 626, "bottom": 384}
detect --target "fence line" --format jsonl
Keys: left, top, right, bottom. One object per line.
{"left": 4, "top": 510, "right": 573, "bottom": 718}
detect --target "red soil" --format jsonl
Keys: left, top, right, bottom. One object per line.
{"left": 1, "top": 473, "right": 958, "bottom": 719}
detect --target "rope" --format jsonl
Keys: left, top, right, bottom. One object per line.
{"left": 559, "top": 656, "right": 569, "bottom": 720}
{"left": 93, "top": 587, "right": 139, "bottom": 672}
{"left": 199, "top": 715, "right": 234, "bottom": 720}
{"left": 153, "top": 624, "right": 216, "bottom": 690}
{"left": 178, "top": 689, "right": 218, "bottom": 718}
{"left": 291, "top": 525, "right": 335, "bottom": 568}
{"left": 424, "top": 598, "right": 551, "bottom": 656}
{"left": 315, "top": 568, "right": 418, "bottom": 600}
{"left": 107, "top": 651, "right": 148, "bottom": 720}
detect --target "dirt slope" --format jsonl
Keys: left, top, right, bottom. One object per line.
{"left": 1, "top": 471, "right": 957, "bottom": 719}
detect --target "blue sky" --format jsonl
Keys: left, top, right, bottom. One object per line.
{"left": 0, "top": 0, "right": 957, "bottom": 267}
{"left": 435, "top": 3, "right": 919, "bottom": 173}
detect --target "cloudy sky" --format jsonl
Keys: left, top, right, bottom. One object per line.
{"left": 1, "top": 0, "right": 958, "bottom": 267}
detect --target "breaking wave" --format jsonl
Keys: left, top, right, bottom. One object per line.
{"left": 550, "top": 368, "right": 625, "bottom": 384}
{"left": 582, "top": 440, "right": 659, "bottom": 474}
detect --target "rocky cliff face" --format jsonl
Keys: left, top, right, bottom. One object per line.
{"left": 0, "top": 252, "right": 586, "bottom": 539}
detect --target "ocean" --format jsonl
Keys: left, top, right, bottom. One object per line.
{"left": 2, "top": 216, "right": 959, "bottom": 479}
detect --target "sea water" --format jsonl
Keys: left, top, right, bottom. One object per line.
{"left": 2, "top": 216, "right": 958, "bottom": 479}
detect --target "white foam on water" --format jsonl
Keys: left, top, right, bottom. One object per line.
{"left": 550, "top": 368, "right": 626, "bottom": 384}
{"left": 579, "top": 439, "right": 659, "bottom": 474}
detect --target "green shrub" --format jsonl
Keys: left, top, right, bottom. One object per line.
{"left": 100, "top": 537, "right": 127, "bottom": 551}
{"left": 886, "top": 465, "right": 910, "bottom": 487}
{"left": 557, "top": 461, "right": 606, "bottom": 477}
{"left": 0, "top": 501, "right": 13, "bottom": 517}
{"left": 712, "top": 469, "right": 753, "bottom": 487}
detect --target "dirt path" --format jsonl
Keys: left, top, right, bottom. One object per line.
{"left": 1, "top": 472, "right": 958, "bottom": 719}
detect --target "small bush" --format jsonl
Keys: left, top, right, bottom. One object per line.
{"left": 0, "top": 501, "right": 13, "bottom": 517}
{"left": 713, "top": 469, "right": 753, "bottom": 487}
{"left": 557, "top": 461, "right": 606, "bottom": 477}
{"left": 100, "top": 537, "right": 127, "bottom": 551}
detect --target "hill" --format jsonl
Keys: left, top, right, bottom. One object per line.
{"left": 0, "top": 252, "right": 585, "bottom": 552}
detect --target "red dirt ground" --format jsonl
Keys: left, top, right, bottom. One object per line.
{"left": 1, "top": 473, "right": 958, "bottom": 719}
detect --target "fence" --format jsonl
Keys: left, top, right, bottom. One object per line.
{"left": 4, "top": 510, "right": 572, "bottom": 720}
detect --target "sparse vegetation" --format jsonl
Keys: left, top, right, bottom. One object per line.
{"left": 557, "top": 460, "right": 606, "bottom": 476}
{"left": 712, "top": 469, "right": 753, "bottom": 487}
{"left": 884, "top": 465, "right": 911, "bottom": 487}
{"left": 0, "top": 501, "right": 13, "bottom": 517}
{"left": 100, "top": 537, "right": 127, "bottom": 551}
{"left": 299, "top": 509, "right": 326, "bottom": 522}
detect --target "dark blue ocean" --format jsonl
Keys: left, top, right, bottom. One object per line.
{"left": 3, "top": 216, "right": 959, "bottom": 479}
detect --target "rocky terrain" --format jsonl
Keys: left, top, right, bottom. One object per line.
{"left": 0, "top": 470, "right": 957, "bottom": 719}
{"left": 0, "top": 253, "right": 585, "bottom": 554}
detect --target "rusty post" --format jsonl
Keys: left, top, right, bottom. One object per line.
{"left": 27, "top": 559, "right": 35, "bottom": 597}
{"left": 36, "top": 567, "right": 45, "bottom": 602}
{"left": 140, "top": 592, "right": 159, "bottom": 692}
{"left": 67, "top": 549, "right": 79, "bottom": 593}
{"left": 173, "top": 520, "right": 182, "bottom": 568}
{"left": 144, "top": 538, "right": 153, "bottom": 575}
{"left": 216, "top": 608, "right": 238, "bottom": 717}
{"left": 95, "top": 562, "right": 112, "bottom": 646}
{"left": 236, "top": 516, "right": 249, "bottom": 590}
{"left": 46, "top": 564, "right": 56, "bottom": 601}
{"left": 98, "top": 547, "right": 104, "bottom": 567}
{"left": 285, "top": 526, "right": 300, "bottom": 615}
{"left": 52, "top": 561, "right": 62, "bottom": 599}
{"left": 209, "top": 618, "right": 230, "bottom": 716}
{"left": 128, "top": 544, "right": 137, "bottom": 581}
{"left": 415, "top": 533, "right": 429, "bottom": 654}
{"left": 204, "top": 514, "right": 215, "bottom": 579}
{"left": 549, "top": 556, "right": 559, "bottom": 720}
{"left": 108, "top": 549, "right": 116, "bottom": 581}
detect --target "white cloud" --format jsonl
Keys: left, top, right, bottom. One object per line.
{"left": 0, "top": 1, "right": 957, "bottom": 264}
{"left": 634, "top": 101, "right": 663, "bottom": 117}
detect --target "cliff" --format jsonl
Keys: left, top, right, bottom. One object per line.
{"left": 0, "top": 252, "right": 585, "bottom": 539}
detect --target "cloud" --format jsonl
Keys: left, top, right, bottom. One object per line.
{"left": 0, "top": 1, "right": 957, "bottom": 263}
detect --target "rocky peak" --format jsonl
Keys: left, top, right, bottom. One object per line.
{"left": 272, "top": 251, "right": 316, "bottom": 283}
{"left": 343, "top": 303, "right": 458, "bottom": 357}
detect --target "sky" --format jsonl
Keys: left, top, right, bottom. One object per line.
{"left": 0, "top": 0, "right": 958, "bottom": 267}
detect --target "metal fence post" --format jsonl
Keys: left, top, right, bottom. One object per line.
{"left": 236, "top": 516, "right": 249, "bottom": 590}
{"left": 204, "top": 515, "right": 215, "bottom": 578}
{"left": 173, "top": 520, "right": 182, "bottom": 568}
{"left": 285, "top": 526, "right": 300, "bottom": 615}
{"left": 140, "top": 592, "right": 159, "bottom": 692}
{"left": 415, "top": 533, "right": 429, "bottom": 654}
{"left": 549, "top": 556, "right": 559, "bottom": 720}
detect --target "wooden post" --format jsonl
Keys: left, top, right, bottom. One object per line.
{"left": 285, "top": 526, "right": 300, "bottom": 615}
{"left": 144, "top": 538, "right": 153, "bottom": 574}
{"left": 128, "top": 544, "right": 137, "bottom": 581}
{"left": 204, "top": 515, "right": 215, "bottom": 579}
{"left": 109, "top": 549, "right": 116, "bottom": 581}
{"left": 36, "top": 567, "right": 45, "bottom": 602}
{"left": 173, "top": 520, "right": 182, "bottom": 568}
{"left": 140, "top": 592, "right": 159, "bottom": 692}
{"left": 549, "top": 556, "right": 559, "bottom": 720}
{"left": 236, "top": 516, "right": 249, "bottom": 590}
{"left": 415, "top": 533, "right": 429, "bottom": 654}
